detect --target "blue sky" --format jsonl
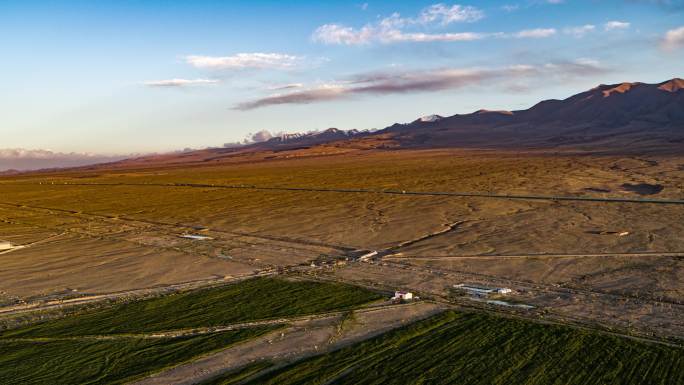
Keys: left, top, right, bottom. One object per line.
{"left": 1, "top": 0, "right": 683, "bottom": 160}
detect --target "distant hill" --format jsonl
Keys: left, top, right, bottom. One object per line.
{"left": 519, "top": 78, "right": 684, "bottom": 125}
{"left": 378, "top": 78, "right": 684, "bottom": 152}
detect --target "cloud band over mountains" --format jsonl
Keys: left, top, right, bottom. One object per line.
{"left": 0, "top": 149, "right": 127, "bottom": 171}
{"left": 235, "top": 60, "right": 609, "bottom": 110}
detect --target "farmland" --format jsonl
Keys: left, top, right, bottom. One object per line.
{"left": 239, "top": 311, "right": 684, "bottom": 385}
{"left": 0, "top": 329, "right": 274, "bottom": 385}
{"left": 1, "top": 277, "right": 382, "bottom": 337}
{"left": 0, "top": 277, "right": 384, "bottom": 385}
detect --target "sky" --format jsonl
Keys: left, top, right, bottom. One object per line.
{"left": 0, "top": 0, "right": 683, "bottom": 168}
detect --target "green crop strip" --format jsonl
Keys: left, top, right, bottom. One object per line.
{"left": 1, "top": 278, "right": 382, "bottom": 338}
{"left": 0, "top": 278, "right": 381, "bottom": 384}
{"left": 243, "top": 311, "right": 684, "bottom": 385}
{"left": 0, "top": 327, "right": 275, "bottom": 385}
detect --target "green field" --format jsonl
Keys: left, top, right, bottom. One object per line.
{"left": 1, "top": 277, "right": 382, "bottom": 338}
{"left": 0, "top": 328, "right": 274, "bottom": 385}
{"left": 0, "top": 277, "right": 381, "bottom": 384}
{"left": 240, "top": 311, "right": 684, "bottom": 385}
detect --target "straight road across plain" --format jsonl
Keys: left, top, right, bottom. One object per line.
{"left": 4, "top": 181, "right": 684, "bottom": 205}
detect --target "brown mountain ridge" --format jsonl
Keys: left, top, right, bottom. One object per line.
{"left": 39, "top": 78, "right": 684, "bottom": 172}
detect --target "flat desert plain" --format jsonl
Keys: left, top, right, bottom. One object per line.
{"left": 1, "top": 149, "right": 683, "bottom": 340}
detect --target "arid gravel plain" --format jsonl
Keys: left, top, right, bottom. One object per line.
{"left": 1, "top": 149, "right": 683, "bottom": 341}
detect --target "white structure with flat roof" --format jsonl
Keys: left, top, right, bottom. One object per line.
{"left": 179, "top": 234, "right": 213, "bottom": 241}
{"left": 393, "top": 291, "right": 413, "bottom": 301}
{"left": 455, "top": 284, "right": 513, "bottom": 296}
{"left": 0, "top": 241, "right": 13, "bottom": 251}
{"left": 357, "top": 251, "right": 378, "bottom": 262}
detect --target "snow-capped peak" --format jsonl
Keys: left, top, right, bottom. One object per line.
{"left": 418, "top": 114, "right": 443, "bottom": 123}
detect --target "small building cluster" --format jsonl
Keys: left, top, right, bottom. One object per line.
{"left": 309, "top": 257, "right": 349, "bottom": 268}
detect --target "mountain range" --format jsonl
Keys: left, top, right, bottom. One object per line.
{"left": 22, "top": 78, "right": 684, "bottom": 172}
{"left": 377, "top": 78, "right": 684, "bottom": 152}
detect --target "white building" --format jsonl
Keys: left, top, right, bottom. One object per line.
{"left": 455, "top": 284, "right": 513, "bottom": 296}
{"left": 454, "top": 284, "right": 493, "bottom": 295}
{"left": 357, "top": 250, "right": 378, "bottom": 262}
{"left": 179, "top": 234, "right": 213, "bottom": 241}
{"left": 393, "top": 291, "right": 413, "bottom": 301}
{"left": 0, "top": 241, "right": 12, "bottom": 251}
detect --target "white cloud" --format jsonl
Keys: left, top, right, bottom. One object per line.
{"left": 185, "top": 53, "right": 302, "bottom": 70}
{"left": 267, "top": 83, "right": 305, "bottom": 90}
{"left": 143, "top": 78, "right": 219, "bottom": 87}
{"left": 507, "top": 64, "right": 536, "bottom": 72}
{"left": 604, "top": 21, "right": 630, "bottom": 31}
{"left": 417, "top": 4, "right": 484, "bottom": 25}
{"left": 574, "top": 58, "right": 600, "bottom": 66}
{"left": 314, "top": 16, "right": 558, "bottom": 44}
{"left": 312, "top": 3, "right": 485, "bottom": 45}
{"left": 564, "top": 24, "right": 596, "bottom": 37}
{"left": 546, "top": 0, "right": 564, "bottom": 4}
{"left": 383, "top": 31, "right": 485, "bottom": 42}
{"left": 313, "top": 23, "right": 487, "bottom": 44}
{"left": 501, "top": 4, "right": 520, "bottom": 12}
{"left": 313, "top": 24, "right": 375, "bottom": 45}
{"left": 515, "top": 28, "right": 557, "bottom": 38}
{"left": 662, "top": 26, "right": 684, "bottom": 50}
{"left": 0, "top": 149, "right": 127, "bottom": 171}
{"left": 249, "top": 130, "right": 276, "bottom": 143}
